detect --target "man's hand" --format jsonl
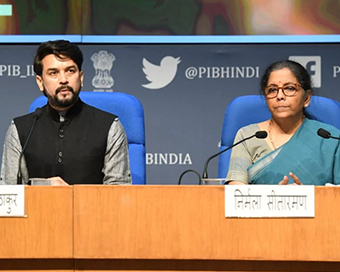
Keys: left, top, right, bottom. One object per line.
{"left": 48, "top": 176, "right": 69, "bottom": 186}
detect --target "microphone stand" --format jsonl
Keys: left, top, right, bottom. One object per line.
{"left": 202, "top": 131, "right": 267, "bottom": 179}
{"left": 17, "top": 108, "right": 42, "bottom": 184}
{"left": 177, "top": 131, "right": 267, "bottom": 185}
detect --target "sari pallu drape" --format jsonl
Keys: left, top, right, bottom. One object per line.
{"left": 248, "top": 119, "right": 340, "bottom": 185}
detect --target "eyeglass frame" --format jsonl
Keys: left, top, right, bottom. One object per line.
{"left": 264, "top": 83, "right": 303, "bottom": 98}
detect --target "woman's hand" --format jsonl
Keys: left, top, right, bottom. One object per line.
{"left": 278, "top": 172, "right": 303, "bottom": 185}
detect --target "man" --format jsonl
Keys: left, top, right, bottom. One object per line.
{"left": 0, "top": 40, "right": 131, "bottom": 185}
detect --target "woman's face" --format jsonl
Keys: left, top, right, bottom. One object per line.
{"left": 265, "top": 68, "right": 311, "bottom": 120}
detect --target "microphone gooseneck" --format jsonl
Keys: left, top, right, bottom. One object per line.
{"left": 202, "top": 130, "right": 267, "bottom": 179}
{"left": 17, "top": 108, "right": 42, "bottom": 185}
{"left": 178, "top": 169, "right": 202, "bottom": 185}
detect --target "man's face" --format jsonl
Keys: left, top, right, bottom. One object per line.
{"left": 36, "top": 54, "right": 84, "bottom": 110}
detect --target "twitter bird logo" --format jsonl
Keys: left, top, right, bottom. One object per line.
{"left": 142, "top": 56, "right": 181, "bottom": 89}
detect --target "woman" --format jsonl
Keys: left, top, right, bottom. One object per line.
{"left": 226, "top": 60, "right": 340, "bottom": 185}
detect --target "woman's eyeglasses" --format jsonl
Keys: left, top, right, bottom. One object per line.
{"left": 264, "top": 83, "right": 302, "bottom": 98}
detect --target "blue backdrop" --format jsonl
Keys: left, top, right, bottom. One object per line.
{"left": 0, "top": 43, "right": 339, "bottom": 184}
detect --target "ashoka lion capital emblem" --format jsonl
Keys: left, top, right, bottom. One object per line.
{"left": 91, "top": 51, "right": 115, "bottom": 89}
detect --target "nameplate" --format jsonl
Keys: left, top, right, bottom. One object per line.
{"left": 225, "top": 185, "right": 314, "bottom": 218}
{"left": 0, "top": 185, "right": 25, "bottom": 217}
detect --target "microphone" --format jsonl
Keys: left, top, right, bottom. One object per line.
{"left": 316, "top": 128, "right": 340, "bottom": 140}
{"left": 202, "top": 131, "right": 268, "bottom": 179}
{"left": 17, "top": 108, "right": 42, "bottom": 185}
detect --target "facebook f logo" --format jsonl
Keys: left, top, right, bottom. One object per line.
{"left": 288, "top": 56, "right": 321, "bottom": 88}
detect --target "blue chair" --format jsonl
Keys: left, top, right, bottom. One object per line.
{"left": 29, "top": 91, "right": 146, "bottom": 185}
{"left": 218, "top": 95, "right": 340, "bottom": 179}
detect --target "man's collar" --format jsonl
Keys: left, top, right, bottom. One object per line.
{"left": 46, "top": 98, "right": 83, "bottom": 122}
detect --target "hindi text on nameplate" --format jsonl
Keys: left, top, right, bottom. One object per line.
{"left": 0, "top": 185, "right": 25, "bottom": 217}
{"left": 225, "top": 185, "right": 314, "bottom": 218}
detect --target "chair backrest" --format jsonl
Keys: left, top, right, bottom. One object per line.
{"left": 29, "top": 91, "right": 146, "bottom": 184}
{"left": 218, "top": 95, "right": 340, "bottom": 178}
